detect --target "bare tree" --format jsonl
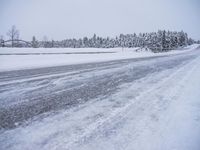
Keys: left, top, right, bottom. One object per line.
{"left": 7, "top": 25, "right": 20, "bottom": 47}
{"left": 0, "top": 35, "right": 4, "bottom": 47}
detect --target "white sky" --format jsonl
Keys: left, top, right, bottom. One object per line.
{"left": 0, "top": 0, "right": 199, "bottom": 40}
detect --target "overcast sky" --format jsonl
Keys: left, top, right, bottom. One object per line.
{"left": 0, "top": 0, "right": 199, "bottom": 40}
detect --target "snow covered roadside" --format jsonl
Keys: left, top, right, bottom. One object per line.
{"left": 154, "top": 58, "right": 200, "bottom": 150}
{"left": 0, "top": 47, "right": 120, "bottom": 54}
{"left": 0, "top": 45, "right": 199, "bottom": 72}
{"left": 124, "top": 53, "right": 200, "bottom": 150}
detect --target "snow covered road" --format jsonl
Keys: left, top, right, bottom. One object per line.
{"left": 0, "top": 47, "right": 200, "bottom": 150}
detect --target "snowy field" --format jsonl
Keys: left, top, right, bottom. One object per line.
{"left": 0, "top": 45, "right": 198, "bottom": 72}
{"left": 0, "top": 45, "right": 200, "bottom": 150}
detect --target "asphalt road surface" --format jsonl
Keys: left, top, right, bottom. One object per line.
{"left": 0, "top": 50, "right": 199, "bottom": 130}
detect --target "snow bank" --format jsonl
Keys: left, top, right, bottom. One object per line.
{"left": 0, "top": 47, "right": 132, "bottom": 54}
{"left": 0, "top": 45, "right": 199, "bottom": 72}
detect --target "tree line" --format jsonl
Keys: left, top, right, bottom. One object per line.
{"left": 0, "top": 25, "right": 199, "bottom": 52}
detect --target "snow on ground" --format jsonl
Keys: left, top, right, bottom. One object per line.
{"left": 0, "top": 46, "right": 200, "bottom": 150}
{"left": 0, "top": 47, "right": 120, "bottom": 54}
{"left": 0, "top": 45, "right": 199, "bottom": 72}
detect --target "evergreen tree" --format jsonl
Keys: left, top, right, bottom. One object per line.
{"left": 32, "top": 36, "right": 38, "bottom": 48}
